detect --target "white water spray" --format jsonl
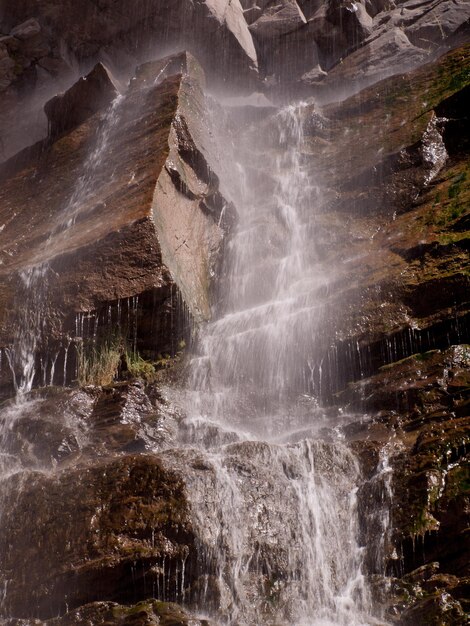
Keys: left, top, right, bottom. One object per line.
{"left": 178, "top": 103, "right": 383, "bottom": 625}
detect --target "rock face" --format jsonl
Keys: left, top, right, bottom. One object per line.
{"left": 1, "top": 0, "right": 258, "bottom": 88}
{"left": 231, "top": 40, "right": 469, "bottom": 623}
{"left": 1, "top": 0, "right": 469, "bottom": 162}
{"left": 0, "top": 0, "right": 258, "bottom": 162}
{"left": 295, "top": 42, "right": 469, "bottom": 624}
{"left": 346, "top": 345, "right": 470, "bottom": 624}
{"left": 0, "top": 383, "right": 365, "bottom": 624}
{"left": 44, "top": 62, "right": 119, "bottom": 139}
{"left": 0, "top": 382, "right": 199, "bottom": 621}
{"left": 287, "top": 43, "right": 470, "bottom": 400}
{"left": 0, "top": 2, "right": 469, "bottom": 626}
{"left": 0, "top": 51, "right": 232, "bottom": 396}
{"left": 3, "top": 601, "right": 211, "bottom": 626}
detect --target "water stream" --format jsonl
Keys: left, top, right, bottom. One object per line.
{"left": 5, "top": 93, "right": 125, "bottom": 398}
{"left": 176, "top": 103, "right": 384, "bottom": 625}
{"left": 186, "top": 104, "right": 328, "bottom": 439}
{"left": 0, "top": 64, "right": 389, "bottom": 626}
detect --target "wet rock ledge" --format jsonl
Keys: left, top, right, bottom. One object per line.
{"left": 0, "top": 51, "right": 233, "bottom": 397}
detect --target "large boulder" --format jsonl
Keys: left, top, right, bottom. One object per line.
{"left": 44, "top": 62, "right": 119, "bottom": 139}
{"left": 249, "top": 0, "right": 307, "bottom": 38}
{"left": 0, "top": 51, "right": 233, "bottom": 396}
{"left": 322, "top": 27, "right": 427, "bottom": 92}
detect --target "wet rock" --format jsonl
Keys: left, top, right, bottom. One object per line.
{"left": 0, "top": 454, "right": 194, "bottom": 619}
{"left": 338, "top": 345, "right": 470, "bottom": 422}
{"left": 3, "top": 0, "right": 258, "bottom": 90}
{"left": 10, "top": 18, "right": 41, "bottom": 40}
{"left": 404, "top": 0, "right": 470, "bottom": 52}
{"left": 0, "top": 51, "right": 232, "bottom": 393}
{"left": 325, "top": 27, "right": 427, "bottom": 91}
{"left": 4, "top": 600, "right": 211, "bottom": 625}
{"left": 325, "top": 0, "right": 373, "bottom": 50}
{"left": 249, "top": 0, "right": 307, "bottom": 38}
{"left": 291, "top": 43, "right": 470, "bottom": 400}
{"left": 0, "top": 45, "right": 16, "bottom": 90}
{"left": 346, "top": 342, "right": 469, "bottom": 623}
{"left": 398, "top": 590, "right": 466, "bottom": 626}
{"left": 158, "top": 437, "right": 365, "bottom": 624}
{"left": 44, "top": 62, "right": 119, "bottom": 139}
{"left": 0, "top": 382, "right": 178, "bottom": 471}
{"left": 0, "top": 0, "right": 259, "bottom": 164}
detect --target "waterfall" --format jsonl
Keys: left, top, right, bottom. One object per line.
{"left": 186, "top": 104, "right": 328, "bottom": 438}
{"left": 5, "top": 93, "right": 124, "bottom": 399}
{"left": 0, "top": 53, "right": 390, "bottom": 626}
{"left": 178, "top": 103, "right": 383, "bottom": 625}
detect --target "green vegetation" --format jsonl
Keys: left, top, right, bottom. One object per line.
{"left": 378, "top": 350, "right": 439, "bottom": 371}
{"left": 448, "top": 171, "right": 467, "bottom": 199}
{"left": 422, "top": 163, "right": 470, "bottom": 240}
{"left": 76, "top": 338, "right": 122, "bottom": 387}
{"left": 447, "top": 66, "right": 470, "bottom": 93}
{"left": 76, "top": 331, "right": 187, "bottom": 387}
{"left": 126, "top": 351, "right": 157, "bottom": 381}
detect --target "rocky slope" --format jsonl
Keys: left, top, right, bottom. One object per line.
{"left": 0, "top": 1, "right": 469, "bottom": 625}
{"left": 0, "top": 51, "right": 233, "bottom": 398}
{"left": 1, "top": 0, "right": 469, "bottom": 160}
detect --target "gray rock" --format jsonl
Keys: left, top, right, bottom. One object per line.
{"left": 10, "top": 17, "right": 41, "bottom": 40}
{"left": 203, "top": 0, "right": 258, "bottom": 73}
{"left": 44, "top": 62, "right": 119, "bottom": 139}
{"left": 404, "top": 0, "right": 470, "bottom": 51}
{"left": 0, "top": 49, "right": 15, "bottom": 91}
{"left": 250, "top": 0, "right": 307, "bottom": 38}
{"left": 325, "top": 27, "right": 427, "bottom": 91}
{"left": 301, "top": 63, "right": 328, "bottom": 85}
{"left": 327, "top": 0, "right": 374, "bottom": 46}
{"left": 0, "top": 35, "right": 20, "bottom": 52}
{"left": 37, "top": 56, "right": 70, "bottom": 76}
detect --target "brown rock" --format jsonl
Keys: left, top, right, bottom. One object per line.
{"left": 0, "top": 52, "right": 232, "bottom": 394}
{"left": 10, "top": 18, "right": 41, "bottom": 40}
{"left": 44, "top": 62, "right": 119, "bottom": 139}
{"left": 0, "top": 454, "right": 194, "bottom": 619}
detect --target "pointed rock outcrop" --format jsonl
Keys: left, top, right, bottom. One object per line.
{"left": 0, "top": 51, "right": 234, "bottom": 395}
{"left": 44, "top": 62, "right": 119, "bottom": 140}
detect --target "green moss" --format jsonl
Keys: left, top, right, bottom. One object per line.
{"left": 430, "top": 45, "right": 470, "bottom": 106}
{"left": 415, "top": 350, "right": 440, "bottom": 362}
{"left": 409, "top": 507, "right": 440, "bottom": 537}
{"left": 447, "top": 67, "right": 470, "bottom": 93}
{"left": 77, "top": 338, "right": 122, "bottom": 387}
{"left": 112, "top": 600, "right": 194, "bottom": 624}
{"left": 446, "top": 465, "right": 470, "bottom": 498}
{"left": 448, "top": 172, "right": 468, "bottom": 200}
{"left": 379, "top": 350, "right": 440, "bottom": 371}
{"left": 126, "top": 352, "right": 156, "bottom": 382}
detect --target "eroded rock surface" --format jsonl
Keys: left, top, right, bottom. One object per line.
{"left": 0, "top": 51, "right": 232, "bottom": 396}
{"left": 0, "top": 2, "right": 469, "bottom": 626}
{"left": 285, "top": 43, "right": 470, "bottom": 399}
{"left": 5, "top": 600, "right": 211, "bottom": 626}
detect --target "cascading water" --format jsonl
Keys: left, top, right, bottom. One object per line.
{"left": 187, "top": 104, "right": 329, "bottom": 439}
{"left": 4, "top": 93, "right": 124, "bottom": 398}
{"left": 176, "top": 103, "right": 385, "bottom": 625}
{"left": 0, "top": 54, "right": 389, "bottom": 626}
